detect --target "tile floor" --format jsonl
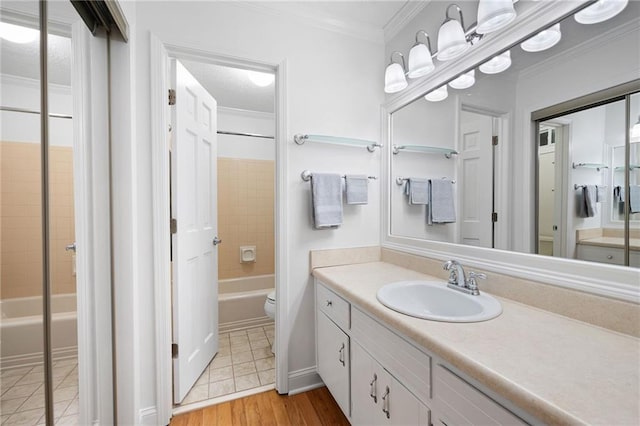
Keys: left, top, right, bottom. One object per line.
{"left": 0, "top": 358, "right": 79, "bottom": 426}
{"left": 177, "top": 324, "right": 275, "bottom": 406}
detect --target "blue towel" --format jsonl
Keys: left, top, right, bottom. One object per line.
{"left": 311, "top": 173, "right": 343, "bottom": 229}
{"left": 630, "top": 186, "right": 640, "bottom": 213}
{"left": 429, "top": 179, "right": 456, "bottom": 224}
{"left": 404, "top": 178, "right": 429, "bottom": 205}
{"left": 345, "top": 175, "right": 368, "bottom": 205}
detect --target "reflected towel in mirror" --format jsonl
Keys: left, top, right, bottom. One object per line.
{"left": 345, "top": 175, "right": 369, "bottom": 205}
{"left": 310, "top": 173, "right": 343, "bottom": 229}
{"left": 630, "top": 186, "right": 640, "bottom": 213}
{"left": 578, "top": 185, "right": 597, "bottom": 218}
{"left": 429, "top": 179, "right": 456, "bottom": 224}
{"left": 404, "top": 178, "right": 429, "bottom": 205}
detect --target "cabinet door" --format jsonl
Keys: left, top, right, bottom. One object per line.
{"left": 378, "top": 369, "right": 430, "bottom": 426}
{"left": 317, "top": 312, "right": 350, "bottom": 417}
{"left": 351, "top": 341, "right": 380, "bottom": 425}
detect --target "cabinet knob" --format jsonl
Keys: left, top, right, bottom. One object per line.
{"left": 607, "top": 255, "right": 613, "bottom": 260}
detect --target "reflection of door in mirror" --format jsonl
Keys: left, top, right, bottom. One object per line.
{"left": 459, "top": 110, "right": 494, "bottom": 248}
{"left": 538, "top": 125, "right": 559, "bottom": 256}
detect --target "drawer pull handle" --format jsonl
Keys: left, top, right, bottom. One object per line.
{"left": 326, "top": 300, "right": 333, "bottom": 307}
{"left": 607, "top": 255, "right": 613, "bottom": 259}
{"left": 338, "top": 343, "right": 345, "bottom": 366}
{"left": 381, "top": 386, "right": 390, "bottom": 419}
{"left": 369, "top": 373, "right": 377, "bottom": 403}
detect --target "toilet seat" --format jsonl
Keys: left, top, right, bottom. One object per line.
{"left": 267, "top": 290, "right": 276, "bottom": 302}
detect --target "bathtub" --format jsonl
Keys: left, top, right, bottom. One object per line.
{"left": 218, "top": 274, "right": 274, "bottom": 333}
{"left": 0, "top": 293, "right": 78, "bottom": 369}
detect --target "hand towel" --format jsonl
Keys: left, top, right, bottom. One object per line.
{"left": 345, "top": 175, "right": 368, "bottom": 205}
{"left": 404, "top": 178, "right": 429, "bottom": 205}
{"left": 311, "top": 173, "right": 343, "bottom": 229}
{"left": 596, "top": 185, "right": 607, "bottom": 203}
{"left": 582, "top": 185, "right": 598, "bottom": 217}
{"left": 630, "top": 185, "right": 640, "bottom": 214}
{"left": 429, "top": 179, "right": 456, "bottom": 223}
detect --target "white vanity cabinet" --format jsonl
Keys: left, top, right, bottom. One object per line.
{"left": 352, "top": 341, "right": 430, "bottom": 425}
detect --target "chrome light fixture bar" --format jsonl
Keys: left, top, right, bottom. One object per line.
{"left": 408, "top": 30, "right": 435, "bottom": 79}
{"left": 384, "top": 51, "right": 408, "bottom": 93}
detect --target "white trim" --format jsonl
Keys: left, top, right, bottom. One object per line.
{"left": 150, "top": 33, "right": 173, "bottom": 426}
{"left": 217, "top": 105, "right": 275, "bottom": 120}
{"left": 150, "top": 37, "right": 288, "bottom": 420}
{"left": 172, "top": 384, "right": 276, "bottom": 416}
{"left": 0, "top": 347, "right": 77, "bottom": 370}
{"left": 137, "top": 407, "right": 158, "bottom": 425}
{"left": 218, "top": 317, "right": 273, "bottom": 334}
{"left": 383, "top": 1, "right": 430, "bottom": 43}
{"left": 228, "top": 1, "right": 384, "bottom": 45}
{"left": 1, "top": 73, "right": 72, "bottom": 94}
{"left": 287, "top": 367, "right": 323, "bottom": 396}
{"left": 382, "top": 1, "right": 640, "bottom": 304}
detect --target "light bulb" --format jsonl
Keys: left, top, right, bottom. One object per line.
{"left": 437, "top": 19, "right": 469, "bottom": 61}
{"left": 408, "top": 43, "right": 435, "bottom": 79}
{"left": 476, "top": 0, "right": 517, "bottom": 34}
{"left": 449, "top": 70, "right": 476, "bottom": 90}
{"left": 0, "top": 22, "right": 38, "bottom": 44}
{"left": 521, "top": 23, "right": 561, "bottom": 53}
{"left": 384, "top": 62, "right": 408, "bottom": 93}
{"left": 574, "top": 0, "right": 628, "bottom": 25}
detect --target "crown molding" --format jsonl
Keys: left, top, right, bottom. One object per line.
{"left": 230, "top": 1, "right": 384, "bottom": 44}
{"left": 384, "top": 0, "right": 432, "bottom": 43}
{"left": 1, "top": 73, "right": 72, "bottom": 94}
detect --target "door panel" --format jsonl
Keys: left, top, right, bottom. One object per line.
{"left": 171, "top": 60, "right": 219, "bottom": 404}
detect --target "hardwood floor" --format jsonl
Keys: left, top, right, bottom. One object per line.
{"left": 170, "top": 387, "right": 349, "bottom": 425}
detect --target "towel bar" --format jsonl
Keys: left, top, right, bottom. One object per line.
{"left": 396, "top": 177, "right": 456, "bottom": 185}
{"left": 300, "top": 170, "right": 377, "bottom": 182}
{"left": 574, "top": 184, "right": 608, "bottom": 190}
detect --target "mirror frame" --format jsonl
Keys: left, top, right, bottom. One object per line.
{"left": 381, "top": 0, "right": 640, "bottom": 303}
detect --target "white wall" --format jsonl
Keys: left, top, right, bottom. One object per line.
{"left": 0, "top": 74, "right": 73, "bottom": 146}
{"left": 115, "top": 1, "right": 384, "bottom": 422}
{"left": 217, "top": 107, "right": 275, "bottom": 160}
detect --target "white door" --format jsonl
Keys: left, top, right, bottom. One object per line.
{"left": 459, "top": 111, "right": 494, "bottom": 247}
{"left": 538, "top": 145, "right": 556, "bottom": 256}
{"left": 171, "top": 59, "right": 219, "bottom": 404}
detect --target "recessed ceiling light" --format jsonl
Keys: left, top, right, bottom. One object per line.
{"left": 247, "top": 70, "right": 274, "bottom": 87}
{"left": 0, "top": 22, "right": 39, "bottom": 44}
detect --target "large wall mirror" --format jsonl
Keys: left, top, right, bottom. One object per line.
{"left": 386, "top": 0, "right": 640, "bottom": 277}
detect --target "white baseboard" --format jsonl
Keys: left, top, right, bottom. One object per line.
{"left": 219, "top": 317, "right": 273, "bottom": 334}
{"left": 287, "top": 366, "right": 323, "bottom": 395}
{"left": 1, "top": 346, "right": 77, "bottom": 370}
{"left": 138, "top": 407, "right": 158, "bottom": 425}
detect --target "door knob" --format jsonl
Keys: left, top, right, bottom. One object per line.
{"left": 213, "top": 237, "right": 222, "bottom": 246}
{"left": 65, "top": 243, "right": 76, "bottom": 252}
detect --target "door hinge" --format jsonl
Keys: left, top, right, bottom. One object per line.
{"left": 492, "top": 135, "right": 498, "bottom": 146}
{"left": 170, "top": 218, "right": 177, "bottom": 234}
{"left": 168, "top": 89, "right": 176, "bottom": 106}
{"left": 492, "top": 212, "right": 498, "bottom": 222}
{"left": 172, "top": 343, "right": 178, "bottom": 359}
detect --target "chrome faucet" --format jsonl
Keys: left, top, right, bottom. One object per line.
{"left": 442, "top": 260, "right": 486, "bottom": 296}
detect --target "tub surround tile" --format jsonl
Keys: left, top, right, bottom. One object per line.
{"left": 380, "top": 248, "right": 640, "bottom": 337}
{"left": 309, "top": 246, "right": 381, "bottom": 270}
{"left": 313, "top": 261, "right": 640, "bottom": 426}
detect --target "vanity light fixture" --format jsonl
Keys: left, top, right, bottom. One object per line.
{"left": 436, "top": 4, "right": 470, "bottom": 61}
{"left": 476, "top": 0, "right": 517, "bottom": 34}
{"left": 425, "top": 85, "right": 448, "bottom": 102}
{"left": 631, "top": 115, "right": 640, "bottom": 143}
{"left": 408, "top": 30, "right": 435, "bottom": 79}
{"left": 449, "top": 69, "right": 476, "bottom": 89}
{"left": 479, "top": 50, "right": 511, "bottom": 74}
{"left": 574, "top": 0, "right": 628, "bottom": 25}
{"left": 247, "top": 70, "right": 275, "bottom": 87}
{"left": 0, "top": 22, "right": 38, "bottom": 44}
{"left": 384, "top": 51, "right": 408, "bottom": 93}
{"left": 520, "top": 23, "right": 561, "bottom": 52}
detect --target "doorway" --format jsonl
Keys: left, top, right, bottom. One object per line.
{"left": 169, "top": 59, "right": 277, "bottom": 410}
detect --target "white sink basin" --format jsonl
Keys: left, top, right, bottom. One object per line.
{"left": 376, "top": 280, "right": 502, "bottom": 322}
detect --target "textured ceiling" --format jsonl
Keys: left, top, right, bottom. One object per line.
{"left": 0, "top": 34, "right": 71, "bottom": 86}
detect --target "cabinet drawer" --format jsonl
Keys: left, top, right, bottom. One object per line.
{"left": 576, "top": 244, "right": 624, "bottom": 265}
{"left": 316, "top": 281, "right": 350, "bottom": 330}
{"left": 351, "top": 307, "right": 431, "bottom": 404}
{"left": 434, "top": 365, "right": 527, "bottom": 426}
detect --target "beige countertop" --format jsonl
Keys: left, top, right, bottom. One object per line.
{"left": 312, "top": 262, "right": 640, "bottom": 426}
{"left": 577, "top": 236, "right": 640, "bottom": 250}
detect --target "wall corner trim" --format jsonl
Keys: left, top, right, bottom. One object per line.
{"left": 287, "top": 367, "right": 323, "bottom": 396}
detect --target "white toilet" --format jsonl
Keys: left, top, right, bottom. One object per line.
{"left": 264, "top": 290, "right": 276, "bottom": 353}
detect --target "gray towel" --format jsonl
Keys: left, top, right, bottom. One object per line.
{"left": 311, "top": 173, "right": 343, "bottom": 229}
{"left": 630, "top": 185, "right": 640, "bottom": 213}
{"left": 404, "top": 178, "right": 429, "bottom": 205}
{"left": 345, "top": 175, "right": 368, "bottom": 205}
{"left": 596, "top": 185, "right": 607, "bottom": 203}
{"left": 585, "top": 185, "right": 597, "bottom": 217}
{"left": 429, "top": 179, "right": 456, "bottom": 223}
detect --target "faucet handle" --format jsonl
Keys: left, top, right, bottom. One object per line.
{"left": 466, "top": 271, "right": 486, "bottom": 295}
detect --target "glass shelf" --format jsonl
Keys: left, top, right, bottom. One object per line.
{"left": 614, "top": 165, "right": 640, "bottom": 171}
{"left": 294, "top": 134, "right": 382, "bottom": 152}
{"left": 393, "top": 144, "right": 458, "bottom": 158}
{"left": 572, "top": 162, "right": 609, "bottom": 171}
